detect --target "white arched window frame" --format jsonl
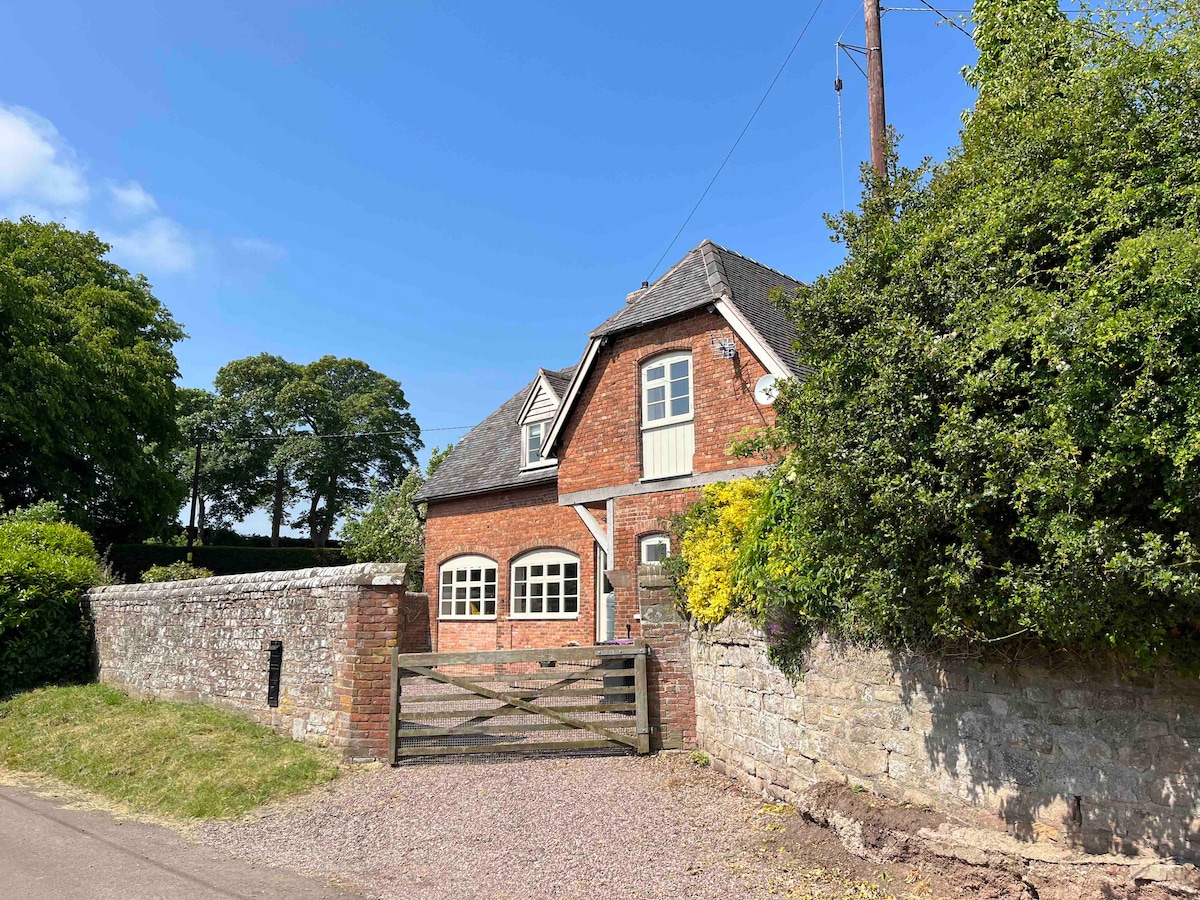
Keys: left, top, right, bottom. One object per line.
{"left": 641, "top": 351, "right": 695, "bottom": 479}
{"left": 641, "top": 351, "right": 693, "bottom": 427}
{"left": 511, "top": 549, "right": 580, "bottom": 619}
{"left": 640, "top": 533, "right": 671, "bottom": 564}
{"left": 438, "top": 554, "right": 498, "bottom": 619}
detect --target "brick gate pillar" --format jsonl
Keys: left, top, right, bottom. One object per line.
{"left": 637, "top": 563, "right": 697, "bottom": 750}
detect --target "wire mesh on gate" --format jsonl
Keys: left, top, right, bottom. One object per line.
{"left": 393, "top": 649, "right": 643, "bottom": 764}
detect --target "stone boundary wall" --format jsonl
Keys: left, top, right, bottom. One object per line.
{"left": 691, "top": 618, "right": 1200, "bottom": 864}
{"left": 89, "top": 563, "right": 429, "bottom": 759}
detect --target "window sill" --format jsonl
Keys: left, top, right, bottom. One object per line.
{"left": 438, "top": 615, "right": 498, "bottom": 622}
{"left": 638, "top": 472, "right": 694, "bottom": 484}
{"left": 641, "top": 417, "right": 694, "bottom": 432}
{"left": 519, "top": 459, "right": 558, "bottom": 473}
{"left": 509, "top": 614, "right": 580, "bottom": 621}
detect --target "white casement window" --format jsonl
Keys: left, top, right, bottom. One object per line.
{"left": 642, "top": 351, "right": 693, "bottom": 426}
{"left": 511, "top": 549, "right": 580, "bottom": 618}
{"left": 523, "top": 420, "right": 547, "bottom": 467}
{"left": 641, "top": 351, "right": 695, "bottom": 479}
{"left": 438, "top": 555, "right": 498, "bottom": 619}
{"left": 640, "top": 534, "right": 671, "bottom": 564}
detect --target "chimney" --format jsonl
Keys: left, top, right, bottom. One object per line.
{"left": 625, "top": 281, "right": 650, "bottom": 305}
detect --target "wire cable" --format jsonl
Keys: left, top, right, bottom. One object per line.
{"left": 915, "top": 0, "right": 975, "bottom": 38}
{"left": 645, "top": 0, "right": 827, "bottom": 283}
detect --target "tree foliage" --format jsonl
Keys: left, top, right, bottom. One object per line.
{"left": 187, "top": 354, "right": 423, "bottom": 547}
{"left": 0, "top": 502, "right": 99, "bottom": 693}
{"left": 669, "top": 480, "right": 765, "bottom": 624}
{"left": 341, "top": 446, "right": 453, "bottom": 582}
{"left": 740, "top": 0, "right": 1200, "bottom": 669}
{"left": 0, "top": 219, "right": 185, "bottom": 541}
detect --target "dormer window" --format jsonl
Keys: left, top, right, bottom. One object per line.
{"left": 524, "top": 420, "right": 547, "bottom": 467}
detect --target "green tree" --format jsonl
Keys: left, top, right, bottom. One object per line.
{"left": 212, "top": 354, "right": 304, "bottom": 547}
{"left": 341, "top": 446, "right": 451, "bottom": 579}
{"left": 740, "top": 0, "right": 1200, "bottom": 669}
{"left": 0, "top": 219, "right": 185, "bottom": 541}
{"left": 281, "top": 356, "right": 422, "bottom": 547}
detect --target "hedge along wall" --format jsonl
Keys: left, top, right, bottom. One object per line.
{"left": 89, "top": 563, "right": 430, "bottom": 759}
{"left": 691, "top": 618, "right": 1200, "bottom": 865}
{"left": 104, "top": 544, "right": 345, "bottom": 582}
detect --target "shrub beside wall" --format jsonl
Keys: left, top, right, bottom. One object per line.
{"left": 0, "top": 506, "right": 98, "bottom": 694}
{"left": 106, "top": 545, "right": 344, "bottom": 582}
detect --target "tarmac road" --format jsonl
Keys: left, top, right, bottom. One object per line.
{"left": 0, "top": 785, "right": 362, "bottom": 900}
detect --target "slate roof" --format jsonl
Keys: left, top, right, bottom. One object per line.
{"left": 591, "top": 240, "right": 805, "bottom": 376}
{"left": 415, "top": 366, "right": 575, "bottom": 502}
{"left": 418, "top": 241, "right": 806, "bottom": 503}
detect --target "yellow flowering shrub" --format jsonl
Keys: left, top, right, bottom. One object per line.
{"left": 676, "top": 478, "right": 766, "bottom": 623}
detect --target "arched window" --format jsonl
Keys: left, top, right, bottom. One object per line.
{"left": 511, "top": 549, "right": 580, "bottom": 619}
{"left": 642, "top": 351, "right": 693, "bottom": 427}
{"left": 640, "top": 533, "right": 671, "bottom": 564}
{"left": 641, "top": 351, "right": 695, "bottom": 479}
{"left": 438, "top": 555, "right": 498, "bottom": 619}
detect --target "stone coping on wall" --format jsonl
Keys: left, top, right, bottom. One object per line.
{"left": 89, "top": 562, "right": 409, "bottom": 599}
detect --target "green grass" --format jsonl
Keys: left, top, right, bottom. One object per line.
{"left": 0, "top": 684, "right": 339, "bottom": 819}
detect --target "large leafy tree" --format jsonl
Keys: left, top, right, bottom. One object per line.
{"left": 212, "top": 355, "right": 304, "bottom": 546}
{"left": 341, "top": 445, "right": 453, "bottom": 580}
{"left": 199, "top": 354, "right": 421, "bottom": 547}
{"left": 0, "top": 219, "right": 184, "bottom": 541}
{"left": 281, "top": 356, "right": 422, "bottom": 546}
{"left": 739, "top": 0, "right": 1200, "bottom": 668}
{"left": 174, "top": 387, "right": 273, "bottom": 544}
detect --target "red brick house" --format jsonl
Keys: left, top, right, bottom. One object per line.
{"left": 415, "top": 240, "right": 803, "bottom": 653}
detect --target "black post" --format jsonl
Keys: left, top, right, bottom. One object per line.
{"left": 186, "top": 441, "right": 202, "bottom": 563}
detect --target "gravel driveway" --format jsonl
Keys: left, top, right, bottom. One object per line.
{"left": 199, "top": 753, "right": 944, "bottom": 900}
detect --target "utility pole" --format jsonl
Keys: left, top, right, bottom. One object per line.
{"left": 864, "top": 0, "right": 888, "bottom": 180}
{"left": 186, "top": 441, "right": 202, "bottom": 563}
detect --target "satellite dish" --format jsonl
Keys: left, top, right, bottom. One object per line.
{"left": 754, "top": 374, "right": 781, "bottom": 406}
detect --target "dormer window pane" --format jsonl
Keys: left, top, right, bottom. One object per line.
{"left": 525, "top": 421, "right": 545, "bottom": 466}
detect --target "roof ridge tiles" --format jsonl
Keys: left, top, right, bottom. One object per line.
{"left": 708, "top": 240, "right": 806, "bottom": 288}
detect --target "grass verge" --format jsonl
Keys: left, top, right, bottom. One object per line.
{"left": 0, "top": 684, "right": 338, "bottom": 819}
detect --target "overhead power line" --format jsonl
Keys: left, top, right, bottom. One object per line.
{"left": 645, "top": 0, "right": 828, "bottom": 283}
{"left": 206, "top": 424, "right": 474, "bottom": 444}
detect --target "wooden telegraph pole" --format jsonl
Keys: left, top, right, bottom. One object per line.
{"left": 864, "top": 0, "right": 888, "bottom": 180}
{"left": 186, "top": 441, "right": 202, "bottom": 563}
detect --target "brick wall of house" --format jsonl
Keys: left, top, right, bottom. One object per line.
{"left": 89, "top": 564, "right": 424, "bottom": 759}
{"left": 610, "top": 488, "right": 700, "bottom": 635}
{"left": 423, "top": 483, "right": 600, "bottom": 652}
{"left": 557, "top": 309, "right": 776, "bottom": 497}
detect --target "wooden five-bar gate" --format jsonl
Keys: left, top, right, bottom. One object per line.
{"left": 388, "top": 643, "right": 650, "bottom": 762}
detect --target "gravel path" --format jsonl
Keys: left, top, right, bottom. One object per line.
{"left": 198, "top": 753, "right": 942, "bottom": 900}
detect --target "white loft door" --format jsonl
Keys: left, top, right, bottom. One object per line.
{"left": 642, "top": 421, "right": 694, "bottom": 480}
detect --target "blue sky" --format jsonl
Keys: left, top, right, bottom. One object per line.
{"left": 0, "top": 1, "right": 977, "bottom": 534}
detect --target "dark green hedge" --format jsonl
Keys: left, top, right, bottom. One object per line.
{"left": 1, "top": 509, "right": 97, "bottom": 695}
{"left": 105, "top": 545, "right": 345, "bottom": 583}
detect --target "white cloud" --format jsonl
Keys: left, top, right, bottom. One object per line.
{"left": 108, "top": 180, "right": 158, "bottom": 217}
{"left": 109, "top": 218, "right": 196, "bottom": 274}
{"left": 0, "top": 105, "right": 88, "bottom": 211}
{"left": 0, "top": 104, "right": 206, "bottom": 276}
{"left": 232, "top": 236, "right": 288, "bottom": 261}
